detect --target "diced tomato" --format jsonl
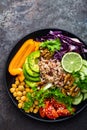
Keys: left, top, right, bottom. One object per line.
{"left": 57, "top": 109, "right": 70, "bottom": 116}
{"left": 39, "top": 98, "right": 73, "bottom": 119}
{"left": 39, "top": 107, "right": 46, "bottom": 118}
{"left": 51, "top": 98, "right": 66, "bottom": 110}
{"left": 45, "top": 104, "right": 59, "bottom": 119}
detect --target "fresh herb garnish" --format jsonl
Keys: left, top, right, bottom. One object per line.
{"left": 40, "top": 38, "right": 61, "bottom": 52}
{"left": 23, "top": 87, "right": 73, "bottom": 111}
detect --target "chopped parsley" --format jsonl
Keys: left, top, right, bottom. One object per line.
{"left": 40, "top": 38, "right": 61, "bottom": 52}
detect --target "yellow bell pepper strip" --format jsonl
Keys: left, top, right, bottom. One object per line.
{"left": 35, "top": 41, "right": 40, "bottom": 51}
{"left": 8, "top": 39, "right": 35, "bottom": 75}
{"left": 8, "top": 39, "right": 41, "bottom": 81}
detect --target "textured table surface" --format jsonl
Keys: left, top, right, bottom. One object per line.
{"left": 0, "top": 0, "right": 87, "bottom": 130}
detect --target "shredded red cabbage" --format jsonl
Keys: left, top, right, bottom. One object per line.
{"left": 37, "top": 30, "right": 87, "bottom": 60}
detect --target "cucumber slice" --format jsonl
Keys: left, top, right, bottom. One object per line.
{"left": 81, "top": 89, "right": 87, "bottom": 93}
{"left": 80, "top": 72, "right": 85, "bottom": 80}
{"left": 75, "top": 92, "right": 81, "bottom": 97}
{"left": 80, "top": 66, "right": 87, "bottom": 76}
{"left": 82, "top": 59, "right": 87, "bottom": 67}
{"left": 83, "top": 93, "right": 87, "bottom": 100}
{"left": 72, "top": 93, "right": 83, "bottom": 105}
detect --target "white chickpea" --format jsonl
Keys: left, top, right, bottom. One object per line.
{"left": 25, "top": 88, "right": 30, "bottom": 92}
{"left": 25, "top": 84, "right": 29, "bottom": 88}
{"left": 20, "top": 82, "right": 25, "bottom": 85}
{"left": 17, "top": 91, "right": 22, "bottom": 97}
{"left": 18, "top": 99, "right": 22, "bottom": 103}
{"left": 21, "top": 96, "right": 26, "bottom": 102}
{"left": 18, "top": 103, "right": 23, "bottom": 108}
{"left": 33, "top": 108, "right": 38, "bottom": 114}
{"left": 12, "top": 84, "right": 17, "bottom": 88}
{"left": 16, "top": 96, "right": 21, "bottom": 101}
{"left": 10, "top": 88, "right": 15, "bottom": 93}
{"left": 13, "top": 92, "right": 17, "bottom": 97}
{"left": 34, "top": 100, "right": 38, "bottom": 105}
{"left": 16, "top": 88, "right": 19, "bottom": 92}
{"left": 29, "top": 107, "right": 33, "bottom": 112}
{"left": 29, "top": 89, "right": 33, "bottom": 93}
{"left": 22, "top": 91, "right": 26, "bottom": 96}
{"left": 15, "top": 80, "right": 20, "bottom": 85}
{"left": 18, "top": 85, "right": 24, "bottom": 91}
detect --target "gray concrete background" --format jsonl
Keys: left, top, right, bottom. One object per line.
{"left": 0, "top": 0, "right": 87, "bottom": 130}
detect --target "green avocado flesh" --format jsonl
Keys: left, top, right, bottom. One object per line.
{"left": 28, "top": 50, "right": 40, "bottom": 73}
{"left": 25, "top": 80, "right": 37, "bottom": 88}
{"left": 24, "top": 58, "right": 39, "bottom": 77}
{"left": 23, "top": 64, "right": 40, "bottom": 82}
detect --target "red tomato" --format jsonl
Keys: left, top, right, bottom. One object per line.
{"left": 39, "top": 107, "right": 46, "bottom": 118}
{"left": 51, "top": 98, "right": 66, "bottom": 110}
{"left": 39, "top": 98, "right": 72, "bottom": 119}
{"left": 57, "top": 109, "right": 70, "bottom": 116}
{"left": 45, "top": 104, "right": 59, "bottom": 119}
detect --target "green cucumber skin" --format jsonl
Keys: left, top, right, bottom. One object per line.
{"left": 83, "top": 93, "right": 87, "bottom": 100}
{"left": 24, "top": 58, "right": 39, "bottom": 77}
{"left": 72, "top": 93, "right": 83, "bottom": 105}
{"left": 23, "top": 65, "right": 40, "bottom": 82}
{"left": 81, "top": 89, "right": 87, "bottom": 93}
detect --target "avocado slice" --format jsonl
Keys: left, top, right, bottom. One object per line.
{"left": 24, "top": 58, "right": 39, "bottom": 77}
{"left": 25, "top": 80, "right": 37, "bottom": 88}
{"left": 28, "top": 50, "right": 40, "bottom": 73}
{"left": 23, "top": 65, "right": 40, "bottom": 82}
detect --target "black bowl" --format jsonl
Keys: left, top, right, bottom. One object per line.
{"left": 4, "top": 28, "right": 87, "bottom": 122}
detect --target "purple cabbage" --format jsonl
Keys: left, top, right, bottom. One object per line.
{"left": 37, "top": 30, "right": 87, "bottom": 61}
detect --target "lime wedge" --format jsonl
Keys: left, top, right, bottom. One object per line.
{"left": 61, "top": 52, "right": 82, "bottom": 73}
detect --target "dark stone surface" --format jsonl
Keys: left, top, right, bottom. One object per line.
{"left": 0, "top": 0, "right": 87, "bottom": 130}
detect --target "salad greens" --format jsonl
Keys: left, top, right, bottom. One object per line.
{"left": 40, "top": 38, "right": 61, "bottom": 52}
{"left": 23, "top": 85, "right": 73, "bottom": 111}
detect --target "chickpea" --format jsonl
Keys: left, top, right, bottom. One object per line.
{"left": 15, "top": 77, "right": 19, "bottom": 81}
{"left": 18, "top": 99, "right": 22, "bottom": 103}
{"left": 35, "top": 106, "right": 39, "bottom": 110}
{"left": 18, "top": 103, "right": 23, "bottom": 108}
{"left": 26, "top": 98, "right": 28, "bottom": 102}
{"left": 21, "top": 96, "right": 26, "bottom": 102}
{"left": 17, "top": 91, "right": 22, "bottom": 97}
{"left": 20, "top": 82, "right": 25, "bottom": 85}
{"left": 29, "top": 107, "right": 33, "bottom": 112}
{"left": 16, "top": 96, "right": 21, "bottom": 101}
{"left": 13, "top": 92, "right": 17, "bottom": 97}
{"left": 25, "top": 109, "right": 30, "bottom": 113}
{"left": 33, "top": 108, "right": 38, "bottom": 114}
{"left": 34, "top": 100, "right": 38, "bottom": 105}
{"left": 16, "top": 88, "right": 19, "bottom": 92}
{"left": 12, "top": 84, "right": 17, "bottom": 88}
{"left": 18, "top": 85, "right": 24, "bottom": 91}
{"left": 25, "top": 84, "right": 29, "bottom": 88}
{"left": 32, "top": 104, "right": 35, "bottom": 108}
{"left": 29, "top": 89, "right": 33, "bottom": 93}
{"left": 22, "top": 91, "right": 26, "bottom": 96}
{"left": 26, "top": 88, "right": 30, "bottom": 92}
{"left": 10, "top": 88, "right": 15, "bottom": 93}
{"left": 15, "top": 80, "right": 20, "bottom": 85}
